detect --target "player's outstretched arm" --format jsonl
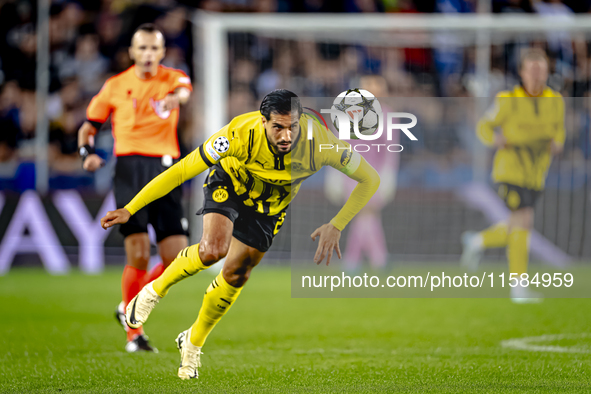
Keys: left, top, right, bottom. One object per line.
{"left": 101, "top": 208, "right": 131, "bottom": 229}
{"left": 311, "top": 156, "right": 380, "bottom": 265}
{"left": 100, "top": 148, "right": 210, "bottom": 229}
{"left": 330, "top": 156, "right": 380, "bottom": 230}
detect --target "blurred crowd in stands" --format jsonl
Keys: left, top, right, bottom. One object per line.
{"left": 1, "top": 0, "right": 591, "bottom": 192}
{"left": 0, "top": 0, "right": 194, "bottom": 190}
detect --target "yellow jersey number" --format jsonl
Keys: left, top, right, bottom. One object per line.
{"left": 274, "top": 212, "right": 287, "bottom": 235}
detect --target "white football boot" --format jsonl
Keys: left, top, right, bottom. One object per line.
{"left": 176, "top": 328, "right": 203, "bottom": 380}
{"left": 460, "top": 231, "right": 484, "bottom": 272}
{"left": 115, "top": 301, "right": 128, "bottom": 331}
{"left": 126, "top": 281, "right": 161, "bottom": 329}
{"left": 511, "top": 284, "right": 543, "bottom": 304}
{"left": 125, "top": 333, "right": 158, "bottom": 353}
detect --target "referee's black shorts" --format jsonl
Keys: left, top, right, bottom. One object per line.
{"left": 113, "top": 155, "right": 188, "bottom": 242}
{"left": 196, "top": 164, "right": 287, "bottom": 253}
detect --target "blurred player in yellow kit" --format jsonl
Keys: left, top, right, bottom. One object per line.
{"left": 100, "top": 90, "right": 380, "bottom": 380}
{"left": 461, "top": 48, "right": 565, "bottom": 303}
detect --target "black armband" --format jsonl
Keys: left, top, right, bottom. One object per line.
{"left": 198, "top": 144, "right": 214, "bottom": 167}
{"left": 87, "top": 119, "right": 103, "bottom": 130}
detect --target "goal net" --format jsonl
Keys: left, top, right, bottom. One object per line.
{"left": 194, "top": 13, "right": 591, "bottom": 265}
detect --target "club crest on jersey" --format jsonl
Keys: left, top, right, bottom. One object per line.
{"left": 150, "top": 98, "right": 172, "bottom": 119}
{"left": 212, "top": 187, "right": 229, "bottom": 203}
{"left": 213, "top": 136, "right": 230, "bottom": 153}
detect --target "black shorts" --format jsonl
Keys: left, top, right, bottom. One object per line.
{"left": 197, "top": 164, "right": 287, "bottom": 253}
{"left": 114, "top": 155, "right": 188, "bottom": 242}
{"left": 497, "top": 183, "right": 542, "bottom": 211}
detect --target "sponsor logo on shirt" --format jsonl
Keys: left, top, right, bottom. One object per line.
{"left": 206, "top": 141, "right": 221, "bottom": 161}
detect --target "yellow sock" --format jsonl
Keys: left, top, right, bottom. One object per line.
{"left": 190, "top": 272, "right": 243, "bottom": 347}
{"left": 506, "top": 228, "right": 530, "bottom": 276}
{"left": 480, "top": 223, "right": 508, "bottom": 249}
{"left": 152, "top": 244, "right": 209, "bottom": 297}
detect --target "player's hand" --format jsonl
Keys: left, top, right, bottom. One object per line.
{"left": 494, "top": 133, "right": 508, "bottom": 149}
{"left": 83, "top": 154, "right": 105, "bottom": 172}
{"left": 161, "top": 93, "right": 180, "bottom": 111}
{"left": 550, "top": 140, "right": 563, "bottom": 156}
{"left": 311, "top": 223, "right": 342, "bottom": 266}
{"left": 101, "top": 208, "right": 131, "bottom": 230}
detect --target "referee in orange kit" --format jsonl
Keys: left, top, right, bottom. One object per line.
{"left": 77, "top": 24, "right": 192, "bottom": 352}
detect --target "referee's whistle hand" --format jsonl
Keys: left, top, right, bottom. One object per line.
{"left": 83, "top": 154, "right": 105, "bottom": 172}
{"left": 101, "top": 208, "right": 131, "bottom": 230}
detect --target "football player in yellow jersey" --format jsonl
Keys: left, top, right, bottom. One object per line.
{"left": 100, "top": 89, "right": 380, "bottom": 379}
{"left": 461, "top": 48, "right": 565, "bottom": 303}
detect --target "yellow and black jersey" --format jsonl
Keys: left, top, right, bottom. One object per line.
{"left": 124, "top": 110, "right": 379, "bottom": 231}
{"left": 197, "top": 111, "right": 361, "bottom": 216}
{"left": 477, "top": 85, "right": 565, "bottom": 191}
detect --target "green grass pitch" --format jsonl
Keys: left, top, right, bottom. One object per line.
{"left": 1, "top": 267, "right": 590, "bottom": 393}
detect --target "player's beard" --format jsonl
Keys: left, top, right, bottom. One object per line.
{"left": 275, "top": 142, "right": 292, "bottom": 154}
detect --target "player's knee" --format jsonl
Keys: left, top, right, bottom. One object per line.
{"left": 520, "top": 218, "right": 533, "bottom": 230}
{"left": 223, "top": 268, "right": 251, "bottom": 288}
{"left": 160, "top": 250, "right": 177, "bottom": 266}
{"left": 124, "top": 234, "right": 151, "bottom": 268}
{"left": 509, "top": 208, "right": 534, "bottom": 230}
{"left": 199, "top": 240, "right": 229, "bottom": 265}
{"left": 222, "top": 254, "right": 258, "bottom": 287}
{"left": 127, "top": 249, "right": 150, "bottom": 268}
{"left": 161, "top": 244, "right": 185, "bottom": 266}
{"left": 159, "top": 237, "right": 189, "bottom": 266}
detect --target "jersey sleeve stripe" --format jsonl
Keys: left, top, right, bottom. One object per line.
{"left": 309, "top": 139, "right": 316, "bottom": 172}
{"left": 199, "top": 144, "right": 214, "bottom": 167}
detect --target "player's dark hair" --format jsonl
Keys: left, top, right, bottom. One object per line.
{"left": 260, "top": 89, "right": 302, "bottom": 120}
{"left": 133, "top": 23, "right": 165, "bottom": 44}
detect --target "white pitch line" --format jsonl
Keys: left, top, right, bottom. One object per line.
{"left": 501, "top": 333, "right": 591, "bottom": 354}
